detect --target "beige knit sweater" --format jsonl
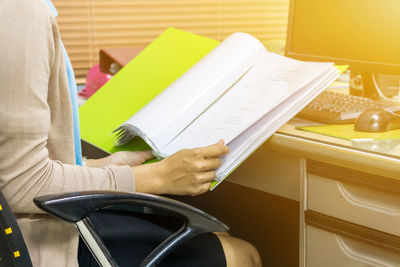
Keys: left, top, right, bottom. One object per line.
{"left": 0, "top": 0, "right": 135, "bottom": 266}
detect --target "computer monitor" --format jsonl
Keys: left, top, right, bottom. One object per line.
{"left": 285, "top": 0, "right": 400, "bottom": 98}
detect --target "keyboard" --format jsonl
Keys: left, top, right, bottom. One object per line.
{"left": 298, "top": 90, "right": 400, "bottom": 124}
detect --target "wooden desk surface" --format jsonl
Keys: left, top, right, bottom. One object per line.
{"left": 268, "top": 123, "right": 400, "bottom": 180}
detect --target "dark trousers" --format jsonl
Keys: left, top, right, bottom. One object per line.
{"left": 78, "top": 210, "right": 226, "bottom": 267}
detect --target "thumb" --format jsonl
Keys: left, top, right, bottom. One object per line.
{"left": 217, "top": 139, "right": 225, "bottom": 145}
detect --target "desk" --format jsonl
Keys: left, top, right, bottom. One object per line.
{"left": 86, "top": 44, "right": 400, "bottom": 265}
{"left": 81, "top": 114, "right": 400, "bottom": 266}
{"left": 171, "top": 122, "right": 400, "bottom": 266}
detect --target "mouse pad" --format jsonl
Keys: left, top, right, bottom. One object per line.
{"left": 297, "top": 124, "right": 400, "bottom": 141}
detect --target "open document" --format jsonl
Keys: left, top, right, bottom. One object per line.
{"left": 112, "top": 31, "right": 338, "bottom": 189}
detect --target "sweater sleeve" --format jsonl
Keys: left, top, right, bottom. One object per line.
{"left": 0, "top": 0, "right": 135, "bottom": 214}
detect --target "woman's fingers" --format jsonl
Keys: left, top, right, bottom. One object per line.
{"left": 133, "top": 140, "right": 229, "bottom": 195}
{"left": 194, "top": 182, "right": 213, "bottom": 196}
{"left": 196, "top": 171, "right": 217, "bottom": 183}
{"left": 133, "top": 150, "right": 155, "bottom": 162}
{"left": 196, "top": 139, "right": 229, "bottom": 158}
{"left": 200, "top": 157, "right": 223, "bottom": 171}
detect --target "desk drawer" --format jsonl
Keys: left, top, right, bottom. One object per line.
{"left": 307, "top": 174, "right": 400, "bottom": 236}
{"left": 306, "top": 225, "right": 400, "bottom": 267}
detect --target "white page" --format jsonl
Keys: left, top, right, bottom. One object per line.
{"left": 120, "top": 33, "right": 266, "bottom": 154}
{"left": 160, "top": 53, "right": 287, "bottom": 156}
{"left": 222, "top": 68, "right": 336, "bottom": 169}
{"left": 212, "top": 68, "right": 339, "bottom": 188}
{"left": 224, "top": 69, "right": 337, "bottom": 166}
{"left": 161, "top": 53, "right": 336, "bottom": 157}
{"left": 220, "top": 72, "right": 338, "bottom": 184}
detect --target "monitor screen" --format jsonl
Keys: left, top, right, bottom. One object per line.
{"left": 285, "top": 0, "right": 400, "bottom": 74}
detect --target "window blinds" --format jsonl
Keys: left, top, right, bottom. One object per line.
{"left": 52, "top": 0, "right": 290, "bottom": 81}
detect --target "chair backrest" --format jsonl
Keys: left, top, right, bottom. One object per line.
{"left": 0, "top": 190, "right": 32, "bottom": 266}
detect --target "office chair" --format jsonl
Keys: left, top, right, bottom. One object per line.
{"left": 0, "top": 190, "right": 32, "bottom": 266}
{"left": 0, "top": 190, "right": 229, "bottom": 267}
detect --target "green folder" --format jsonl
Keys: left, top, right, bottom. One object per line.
{"left": 79, "top": 28, "right": 220, "bottom": 153}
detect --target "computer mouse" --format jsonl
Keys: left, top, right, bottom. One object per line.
{"left": 354, "top": 108, "right": 400, "bottom": 132}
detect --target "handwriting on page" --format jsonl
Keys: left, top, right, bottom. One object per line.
{"left": 162, "top": 54, "right": 303, "bottom": 156}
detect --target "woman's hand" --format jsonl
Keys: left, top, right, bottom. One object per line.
{"left": 86, "top": 151, "right": 154, "bottom": 167}
{"left": 132, "top": 140, "right": 229, "bottom": 196}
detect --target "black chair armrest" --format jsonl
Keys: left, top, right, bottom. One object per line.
{"left": 34, "top": 191, "right": 229, "bottom": 267}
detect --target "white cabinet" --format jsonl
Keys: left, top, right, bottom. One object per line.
{"left": 303, "top": 161, "right": 400, "bottom": 266}
{"left": 306, "top": 226, "right": 400, "bottom": 267}
{"left": 308, "top": 174, "right": 400, "bottom": 236}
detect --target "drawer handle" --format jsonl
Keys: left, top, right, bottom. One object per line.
{"left": 336, "top": 235, "right": 394, "bottom": 266}
{"left": 336, "top": 182, "right": 400, "bottom": 216}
